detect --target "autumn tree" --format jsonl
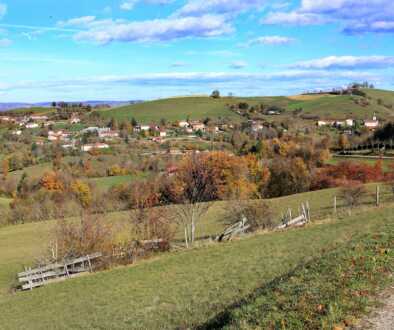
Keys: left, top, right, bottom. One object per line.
{"left": 165, "top": 153, "right": 216, "bottom": 247}
{"left": 2, "top": 158, "right": 9, "bottom": 180}
{"left": 71, "top": 180, "right": 92, "bottom": 207}
{"left": 40, "top": 171, "right": 64, "bottom": 192}
{"left": 339, "top": 134, "right": 350, "bottom": 150}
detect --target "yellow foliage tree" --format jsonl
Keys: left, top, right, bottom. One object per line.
{"left": 71, "top": 180, "right": 92, "bottom": 207}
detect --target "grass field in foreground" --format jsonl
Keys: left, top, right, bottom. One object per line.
{"left": 0, "top": 183, "right": 391, "bottom": 298}
{"left": 0, "top": 205, "right": 393, "bottom": 329}
{"left": 204, "top": 225, "right": 393, "bottom": 330}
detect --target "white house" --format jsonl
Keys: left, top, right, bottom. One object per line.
{"left": 81, "top": 143, "right": 109, "bottom": 152}
{"left": 178, "top": 121, "right": 189, "bottom": 128}
{"left": 190, "top": 121, "right": 206, "bottom": 132}
{"left": 98, "top": 130, "right": 119, "bottom": 139}
{"left": 25, "top": 123, "right": 39, "bottom": 129}
{"left": 159, "top": 131, "right": 167, "bottom": 137}
{"left": 345, "top": 119, "right": 354, "bottom": 127}
{"left": 70, "top": 114, "right": 81, "bottom": 124}
{"left": 12, "top": 130, "right": 22, "bottom": 136}
{"left": 135, "top": 125, "right": 150, "bottom": 132}
{"left": 48, "top": 130, "right": 71, "bottom": 142}
{"left": 30, "top": 115, "right": 48, "bottom": 121}
{"left": 317, "top": 120, "right": 334, "bottom": 127}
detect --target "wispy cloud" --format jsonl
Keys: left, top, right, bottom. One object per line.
{"left": 261, "top": 0, "right": 394, "bottom": 34}
{"left": 243, "top": 35, "right": 295, "bottom": 47}
{"left": 291, "top": 55, "right": 394, "bottom": 70}
{"left": 71, "top": 15, "right": 233, "bottom": 44}
{"left": 175, "top": 0, "right": 268, "bottom": 17}
{"left": 0, "top": 38, "right": 11, "bottom": 47}
{"left": 0, "top": 3, "right": 7, "bottom": 20}
{"left": 229, "top": 60, "right": 247, "bottom": 69}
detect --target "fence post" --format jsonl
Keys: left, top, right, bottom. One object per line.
{"left": 334, "top": 196, "right": 337, "bottom": 215}
{"left": 376, "top": 186, "right": 380, "bottom": 207}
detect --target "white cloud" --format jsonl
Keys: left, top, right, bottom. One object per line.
{"left": 262, "top": 11, "right": 325, "bottom": 25}
{"left": 0, "top": 70, "right": 378, "bottom": 92}
{"left": 57, "top": 16, "right": 96, "bottom": 27}
{"left": 120, "top": 0, "right": 174, "bottom": 11}
{"left": 229, "top": 60, "right": 247, "bottom": 69}
{"left": 292, "top": 56, "right": 394, "bottom": 70}
{"left": 171, "top": 61, "right": 187, "bottom": 67}
{"left": 120, "top": 1, "right": 138, "bottom": 11}
{"left": 0, "top": 3, "right": 6, "bottom": 19}
{"left": 73, "top": 15, "right": 233, "bottom": 44}
{"left": 0, "top": 38, "right": 11, "bottom": 47}
{"left": 176, "top": 0, "right": 267, "bottom": 17}
{"left": 262, "top": 0, "right": 394, "bottom": 34}
{"left": 245, "top": 35, "right": 295, "bottom": 46}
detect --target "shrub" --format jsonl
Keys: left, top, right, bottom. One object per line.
{"left": 340, "top": 183, "right": 368, "bottom": 212}
{"left": 224, "top": 200, "right": 273, "bottom": 231}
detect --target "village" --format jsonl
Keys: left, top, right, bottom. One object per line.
{"left": 0, "top": 109, "right": 230, "bottom": 156}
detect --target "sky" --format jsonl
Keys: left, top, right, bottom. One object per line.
{"left": 1, "top": 0, "right": 394, "bottom": 102}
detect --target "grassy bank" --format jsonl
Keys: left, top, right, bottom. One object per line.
{"left": 200, "top": 225, "right": 393, "bottom": 329}
{"left": 0, "top": 204, "right": 393, "bottom": 329}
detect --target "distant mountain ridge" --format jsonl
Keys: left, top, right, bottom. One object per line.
{"left": 0, "top": 100, "right": 143, "bottom": 112}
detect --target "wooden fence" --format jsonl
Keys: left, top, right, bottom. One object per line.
{"left": 18, "top": 252, "right": 102, "bottom": 291}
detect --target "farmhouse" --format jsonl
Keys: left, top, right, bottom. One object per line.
{"left": 48, "top": 130, "right": 71, "bottom": 142}
{"left": 317, "top": 120, "right": 335, "bottom": 127}
{"left": 189, "top": 121, "right": 206, "bottom": 131}
{"left": 0, "top": 116, "right": 14, "bottom": 122}
{"left": 178, "top": 121, "right": 189, "bottom": 128}
{"left": 30, "top": 115, "right": 48, "bottom": 121}
{"left": 81, "top": 143, "right": 109, "bottom": 152}
{"left": 364, "top": 114, "right": 379, "bottom": 130}
{"left": 70, "top": 114, "right": 81, "bottom": 124}
{"left": 98, "top": 130, "right": 119, "bottom": 139}
{"left": 135, "top": 125, "right": 150, "bottom": 132}
{"left": 25, "top": 123, "right": 39, "bottom": 129}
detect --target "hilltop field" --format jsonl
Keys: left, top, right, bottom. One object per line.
{"left": 94, "top": 88, "right": 394, "bottom": 123}
{"left": 0, "top": 184, "right": 393, "bottom": 329}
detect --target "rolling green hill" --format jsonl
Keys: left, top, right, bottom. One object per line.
{"left": 95, "top": 89, "right": 394, "bottom": 123}
{"left": 4, "top": 106, "right": 55, "bottom": 116}
{"left": 95, "top": 96, "right": 288, "bottom": 123}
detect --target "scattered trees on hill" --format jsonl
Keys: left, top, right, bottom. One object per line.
{"left": 210, "top": 90, "right": 220, "bottom": 98}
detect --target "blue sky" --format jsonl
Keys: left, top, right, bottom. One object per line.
{"left": 0, "top": 0, "right": 394, "bottom": 102}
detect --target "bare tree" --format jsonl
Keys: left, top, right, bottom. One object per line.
{"left": 167, "top": 154, "right": 216, "bottom": 247}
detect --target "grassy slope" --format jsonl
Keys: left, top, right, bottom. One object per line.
{"left": 95, "top": 96, "right": 287, "bottom": 123}
{"left": 0, "top": 183, "right": 391, "bottom": 297}
{"left": 95, "top": 89, "right": 394, "bottom": 123}
{"left": 4, "top": 107, "right": 55, "bottom": 116}
{"left": 0, "top": 205, "right": 393, "bottom": 329}
{"left": 207, "top": 225, "right": 393, "bottom": 330}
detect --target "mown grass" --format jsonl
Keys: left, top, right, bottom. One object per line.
{"left": 200, "top": 224, "right": 393, "bottom": 330}
{"left": 4, "top": 107, "right": 55, "bottom": 116}
{"left": 328, "top": 156, "right": 394, "bottom": 171}
{"left": 0, "top": 183, "right": 391, "bottom": 298}
{"left": 96, "top": 89, "right": 394, "bottom": 124}
{"left": 96, "top": 96, "right": 291, "bottom": 123}
{"left": 0, "top": 205, "right": 392, "bottom": 329}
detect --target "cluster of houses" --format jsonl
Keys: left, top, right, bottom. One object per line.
{"left": 317, "top": 115, "right": 379, "bottom": 131}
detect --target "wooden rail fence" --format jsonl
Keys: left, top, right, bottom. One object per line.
{"left": 18, "top": 252, "right": 102, "bottom": 291}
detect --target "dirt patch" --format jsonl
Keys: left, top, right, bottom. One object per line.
{"left": 353, "top": 285, "right": 394, "bottom": 330}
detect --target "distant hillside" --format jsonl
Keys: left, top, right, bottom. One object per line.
{"left": 95, "top": 89, "right": 394, "bottom": 124}
{"left": 0, "top": 100, "right": 139, "bottom": 112}
{"left": 95, "top": 96, "right": 289, "bottom": 123}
